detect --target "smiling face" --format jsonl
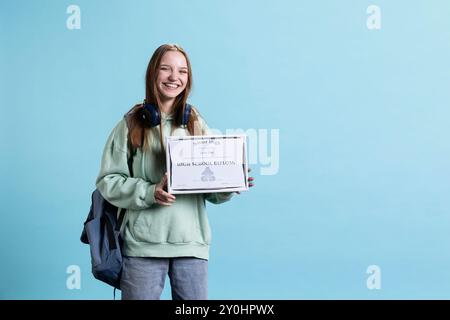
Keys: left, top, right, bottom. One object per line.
{"left": 156, "top": 50, "right": 189, "bottom": 103}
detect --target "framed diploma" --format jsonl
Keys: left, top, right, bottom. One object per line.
{"left": 166, "top": 134, "right": 249, "bottom": 194}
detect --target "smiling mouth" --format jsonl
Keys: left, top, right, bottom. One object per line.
{"left": 163, "top": 82, "right": 180, "bottom": 90}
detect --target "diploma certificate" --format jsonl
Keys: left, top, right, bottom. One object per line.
{"left": 166, "top": 135, "right": 248, "bottom": 194}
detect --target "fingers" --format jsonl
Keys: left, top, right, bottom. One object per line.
{"left": 247, "top": 168, "right": 254, "bottom": 187}
{"left": 248, "top": 176, "right": 254, "bottom": 187}
{"left": 155, "top": 173, "right": 176, "bottom": 206}
{"left": 155, "top": 196, "right": 175, "bottom": 206}
{"left": 155, "top": 189, "right": 176, "bottom": 205}
{"left": 160, "top": 190, "right": 176, "bottom": 201}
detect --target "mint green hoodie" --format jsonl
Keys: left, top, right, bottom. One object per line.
{"left": 95, "top": 106, "right": 234, "bottom": 260}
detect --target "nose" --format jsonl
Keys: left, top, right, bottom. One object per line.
{"left": 168, "top": 71, "right": 179, "bottom": 82}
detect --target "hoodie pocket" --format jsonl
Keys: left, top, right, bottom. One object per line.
{"left": 131, "top": 211, "right": 154, "bottom": 242}
{"left": 131, "top": 204, "right": 203, "bottom": 244}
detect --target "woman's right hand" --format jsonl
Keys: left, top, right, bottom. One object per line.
{"left": 154, "top": 172, "right": 176, "bottom": 206}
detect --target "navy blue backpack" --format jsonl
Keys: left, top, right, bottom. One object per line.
{"left": 80, "top": 190, "right": 127, "bottom": 289}
{"left": 81, "top": 123, "right": 135, "bottom": 293}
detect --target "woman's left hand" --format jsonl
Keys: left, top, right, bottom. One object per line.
{"left": 236, "top": 167, "right": 254, "bottom": 195}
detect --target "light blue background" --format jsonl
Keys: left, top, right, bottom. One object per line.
{"left": 1, "top": 0, "right": 450, "bottom": 299}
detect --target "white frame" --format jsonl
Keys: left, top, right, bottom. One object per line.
{"left": 165, "top": 134, "right": 249, "bottom": 194}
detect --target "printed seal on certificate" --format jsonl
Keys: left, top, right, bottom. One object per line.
{"left": 165, "top": 134, "right": 249, "bottom": 194}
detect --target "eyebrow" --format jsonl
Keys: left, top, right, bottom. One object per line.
{"left": 160, "top": 64, "right": 188, "bottom": 70}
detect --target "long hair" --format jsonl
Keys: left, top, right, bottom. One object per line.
{"left": 126, "top": 44, "right": 204, "bottom": 159}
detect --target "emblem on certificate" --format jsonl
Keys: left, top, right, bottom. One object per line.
{"left": 166, "top": 135, "right": 249, "bottom": 194}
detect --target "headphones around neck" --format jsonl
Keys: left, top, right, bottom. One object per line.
{"left": 141, "top": 99, "right": 192, "bottom": 128}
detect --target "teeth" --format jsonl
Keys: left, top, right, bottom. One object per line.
{"left": 164, "top": 83, "right": 179, "bottom": 88}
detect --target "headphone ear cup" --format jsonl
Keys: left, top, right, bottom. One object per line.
{"left": 142, "top": 102, "right": 161, "bottom": 127}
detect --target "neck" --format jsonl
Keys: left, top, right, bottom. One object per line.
{"left": 159, "top": 97, "right": 175, "bottom": 114}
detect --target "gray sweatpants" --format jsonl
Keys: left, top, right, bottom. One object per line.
{"left": 120, "top": 256, "right": 208, "bottom": 300}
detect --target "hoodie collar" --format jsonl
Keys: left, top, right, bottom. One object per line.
{"left": 161, "top": 111, "right": 174, "bottom": 121}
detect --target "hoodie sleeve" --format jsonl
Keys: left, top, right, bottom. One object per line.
{"left": 95, "top": 118, "right": 156, "bottom": 210}
{"left": 194, "top": 108, "right": 235, "bottom": 205}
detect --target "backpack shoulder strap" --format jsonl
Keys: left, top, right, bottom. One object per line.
{"left": 116, "top": 113, "right": 136, "bottom": 231}
{"left": 124, "top": 111, "right": 137, "bottom": 177}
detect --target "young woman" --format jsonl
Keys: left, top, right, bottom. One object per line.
{"left": 96, "top": 44, "right": 254, "bottom": 300}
